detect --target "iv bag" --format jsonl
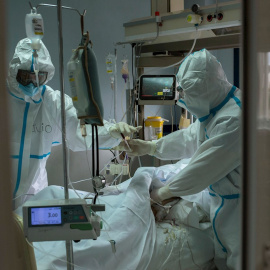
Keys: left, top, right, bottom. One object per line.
{"left": 67, "top": 33, "right": 104, "bottom": 126}
{"left": 25, "top": 8, "right": 44, "bottom": 50}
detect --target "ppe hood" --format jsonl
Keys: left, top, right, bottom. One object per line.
{"left": 7, "top": 38, "right": 55, "bottom": 100}
{"left": 176, "top": 49, "right": 233, "bottom": 121}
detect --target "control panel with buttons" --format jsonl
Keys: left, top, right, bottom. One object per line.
{"left": 23, "top": 198, "right": 105, "bottom": 242}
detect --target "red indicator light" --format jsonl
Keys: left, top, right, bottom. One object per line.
{"left": 207, "top": 15, "right": 213, "bottom": 22}
{"left": 217, "top": 13, "right": 223, "bottom": 20}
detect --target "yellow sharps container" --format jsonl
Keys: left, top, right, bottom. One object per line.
{"left": 144, "top": 116, "right": 164, "bottom": 141}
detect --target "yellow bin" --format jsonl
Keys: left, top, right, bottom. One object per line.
{"left": 144, "top": 116, "right": 164, "bottom": 141}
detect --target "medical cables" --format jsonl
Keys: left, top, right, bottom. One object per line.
{"left": 140, "top": 26, "right": 199, "bottom": 78}
{"left": 91, "top": 124, "right": 100, "bottom": 204}
{"left": 159, "top": 201, "right": 203, "bottom": 269}
{"left": 111, "top": 153, "right": 128, "bottom": 185}
{"left": 69, "top": 148, "right": 124, "bottom": 187}
{"left": 95, "top": 197, "right": 118, "bottom": 255}
{"left": 25, "top": 239, "right": 88, "bottom": 270}
{"left": 41, "top": 96, "right": 126, "bottom": 199}
{"left": 155, "top": 224, "right": 185, "bottom": 270}
{"left": 81, "top": 150, "right": 127, "bottom": 200}
{"left": 39, "top": 96, "right": 125, "bottom": 255}
{"left": 155, "top": 211, "right": 202, "bottom": 269}
{"left": 150, "top": 197, "right": 172, "bottom": 213}
{"left": 40, "top": 108, "right": 118, "bottom": 252}
{"left": 12, "top": 193, "right": 35, "bottom": 207}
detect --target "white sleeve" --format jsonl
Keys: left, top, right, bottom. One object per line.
{"left": 167, "top": 116, "right": 241, "bottom": 196}
{"left": 51, "top": 90, "right": 120, "bottom": 151}
{"left": 153, "top": 121, "right": 199, "bottom": 160}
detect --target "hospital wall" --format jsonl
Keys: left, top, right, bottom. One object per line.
{"left": 7, "top": 0, "right": 234, "bottom": 191}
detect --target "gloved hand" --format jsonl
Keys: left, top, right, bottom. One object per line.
{"left": 109, "top": 122, "right": 142, "bottom": 139}
{"left": 114, "top": 139, "right": 156, "bottom": 156}
{"left": 150, "top": 185, "right": 173, "bottom": 204}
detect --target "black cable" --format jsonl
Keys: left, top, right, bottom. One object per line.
{"left": 93, "top": 193, "right": 98, "bottom": 205}
{"left": 109, "top": 150, "right": 119, "bottom": 164}
{"left": 94, "top": 124, "right": 99, "bottom": 176}
{"left": 91, "top": 124, "right": 98, "bottom": 202}
{"left": 91, "top": 124, "right": 95, "bottom": 178}
{"left": 109, "top": 149, "right": 116, "bottom": 157}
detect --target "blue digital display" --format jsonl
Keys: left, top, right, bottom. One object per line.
{"left": 31, "top": 207, "right": 62, "bottom": 225}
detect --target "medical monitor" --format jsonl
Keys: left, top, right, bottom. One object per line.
{"left": 139, "top": 75, "right": 176, "bottom": 100}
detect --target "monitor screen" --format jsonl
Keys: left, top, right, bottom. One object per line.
{"left": 30, "top": 206, "right": 62, "bottom": 226}
{"left": 139, "top": 75, "right": 176, "bottom": 100}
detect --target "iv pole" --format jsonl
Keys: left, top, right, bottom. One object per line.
{"left": 31, "top": 2, "right": 86, "bottom": 270}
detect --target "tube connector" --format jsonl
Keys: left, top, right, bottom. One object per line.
{"left": 155, "top": 11, "right": 162, "bottom": 23}
{"left": 186, "top": 14, "right": 203, "bottom": 25}
{"left": 109, "top": 240, "right": 116, "bottom": 253}
{"left": 30, "top": 40, "right": 42, "bottom": 50}
{"left": 80, "top": 119, "right": 87, "bottom": 137}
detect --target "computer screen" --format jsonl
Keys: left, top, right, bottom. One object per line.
{"left": 139, "top": 75, "right": 176, "bottom": 100}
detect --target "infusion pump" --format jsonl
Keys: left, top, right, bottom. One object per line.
{"left": 23, "top": 198, "right": 105, "bottom": 242}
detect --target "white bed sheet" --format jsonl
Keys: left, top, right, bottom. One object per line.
{"left": 17, "top": 162, "right": 216, "bottom": 270}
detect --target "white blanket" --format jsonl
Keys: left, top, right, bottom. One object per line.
{"left": 18, "top": 163, "right": 215, "bottom": 270}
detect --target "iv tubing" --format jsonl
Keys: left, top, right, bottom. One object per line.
{"left": 142, "top": 27, "right": 199, "bottom": 76}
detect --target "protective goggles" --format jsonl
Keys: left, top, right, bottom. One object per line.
{"left": 16, "top": 69, "right": 48, "bottom": 87}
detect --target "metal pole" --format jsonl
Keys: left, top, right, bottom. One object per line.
{"left": 114, "top": 48, "right": 117, "bottom": 121}
{"left": 57, "top": 1, "right": 74, "bottom": 269}
{"left": 126, "top": 88, "right": 131, "bottom": 125}
{"left": 36, "top": 3, "right": 86, "bottom": 17}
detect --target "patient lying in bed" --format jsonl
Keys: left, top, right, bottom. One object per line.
{"left": 17, "top": 160, "right": 216, "bottom": 270}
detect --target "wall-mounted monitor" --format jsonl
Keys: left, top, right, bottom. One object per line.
{"left": 139, "top": 75, "right": 176, "bottom": 100}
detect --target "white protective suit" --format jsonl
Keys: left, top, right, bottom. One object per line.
{"left": 7, "top": 38, "right": 120, "bottom": 206}
{"left": 153, "top": 49, "right": 241, "bottom": 269}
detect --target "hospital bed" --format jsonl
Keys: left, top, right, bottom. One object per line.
{"left": 16, "top": 160, "right": 216, "bottom": 270}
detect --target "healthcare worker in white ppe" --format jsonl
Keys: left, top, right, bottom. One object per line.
{"left": 8, "top": 38, "right": 140, "bottom": 208}
{"left": 116, "top": 49, "right": 241, "bottom": 270}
